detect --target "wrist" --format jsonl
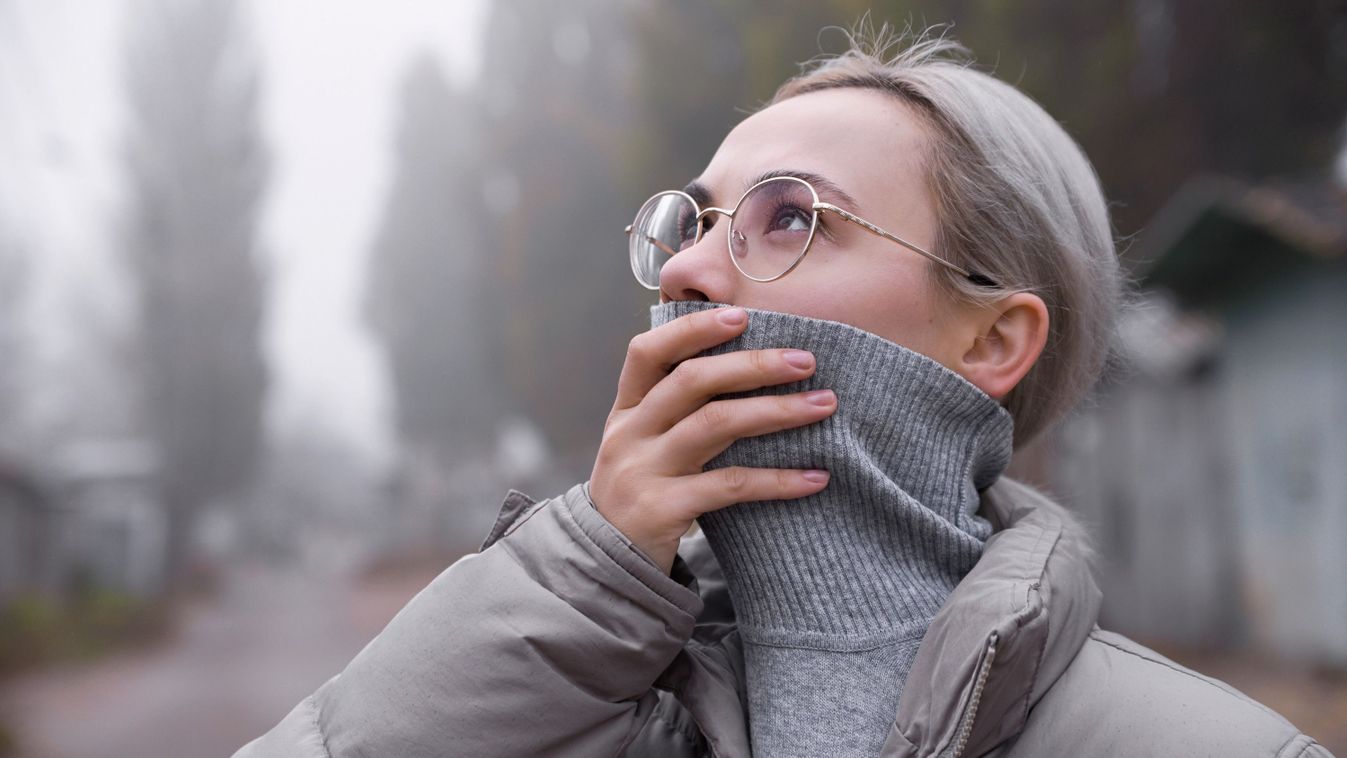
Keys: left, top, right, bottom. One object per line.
{"left": 582, "top": 480, "right": 677, "bottom": 575}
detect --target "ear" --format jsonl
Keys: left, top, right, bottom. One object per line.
{"left": 954, "top": 292, "right": 1049, "bottom": 401}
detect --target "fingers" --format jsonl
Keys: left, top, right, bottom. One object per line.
{"left": 597, "top": 303, "right": 836, "bottom": 567}
{"left": 663, "top": 390, "right": 836, "bottom": 466}
{"left": 675, "top": 466, "right": 831, "bottom": 517}
{"left": 636, "top": 348, "right": 818, "bottom": 432}
{"left": 613, "top": 306, "right": 748, "bottom": 411}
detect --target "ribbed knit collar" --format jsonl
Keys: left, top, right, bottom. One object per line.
{"left": 650, "top": 302, "right": 1015, "bottom": 647}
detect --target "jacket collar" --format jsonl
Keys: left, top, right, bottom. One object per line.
{"left": 881, "top": 477, "right": 1103, "bottom": 757}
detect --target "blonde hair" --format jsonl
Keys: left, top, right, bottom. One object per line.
{"left": 771, "top": 24, "right": 1123, "bottom": 447}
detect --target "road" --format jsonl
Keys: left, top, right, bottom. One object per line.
{"left": 0, "top": 558, "right": 444, "bottom": 758}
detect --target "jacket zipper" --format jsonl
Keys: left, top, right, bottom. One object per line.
{"left": 942, "top": 631, "right": 1000, "bottom": 758}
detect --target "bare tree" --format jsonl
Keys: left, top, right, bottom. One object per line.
{"left": 121, "top": 0, "right": 269, "bottom": 583}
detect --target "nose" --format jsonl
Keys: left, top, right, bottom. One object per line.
{"left": 658, "top": 222, "right": 739, "bottom": 304}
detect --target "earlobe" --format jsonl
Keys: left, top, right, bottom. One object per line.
{"left": 958, "top": 293, "right": 1049, "bottom": 401}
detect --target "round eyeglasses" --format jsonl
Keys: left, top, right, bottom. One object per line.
{"left": 625, "top": 175, "right": 997, "bottom": 290}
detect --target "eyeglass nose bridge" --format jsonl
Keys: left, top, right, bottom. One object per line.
{"left": 694, "top": 205, "right": 734, "bottom": 224}
{"left": 692, "top": 205, "right": 735, "bottom": 244}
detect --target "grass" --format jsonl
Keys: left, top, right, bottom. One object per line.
{"left": 0, "top": 587, "right": 173, "bottom": 679}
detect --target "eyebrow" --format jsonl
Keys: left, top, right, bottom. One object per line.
{"left": 682, "top": 169, "right": 862, "bottom": 211}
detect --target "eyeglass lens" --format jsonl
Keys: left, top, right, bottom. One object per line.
{"left": 726, "top": 178, "right": 816, "bottom": 281}
{"left": 629, "top": 178, "right": 817, "bottom": 288}
{"left": 630, "top": 192, "right": 698, "bottom": 288}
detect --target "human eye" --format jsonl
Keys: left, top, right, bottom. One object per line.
{"left": 766, "top": 199, "right": 813, "bottom": 235}
{"left": 677, "top": 207, "right": 699, "bottom": 250}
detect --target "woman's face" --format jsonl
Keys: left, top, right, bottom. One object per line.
{"left": 658, "top": 87, "right": 970, "bottom": 369}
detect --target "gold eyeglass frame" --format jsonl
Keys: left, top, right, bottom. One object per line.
{"left": 625, "top": 175, "right": 995, "bottom": 290}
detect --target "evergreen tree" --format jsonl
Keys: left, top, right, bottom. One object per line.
{"left": 0, "top": 236, "right": 25, "bottom": 449}
{"left": 364, "top": 56, "right": 501, "bottom": 468}
{"left": 471, "top": 1, "right": 633, "bottom": 471}
{"left": 121, "top": 0, "right": 270, "bottom": 582}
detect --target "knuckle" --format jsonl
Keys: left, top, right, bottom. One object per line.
{"left": 670, "top": 359, "right": 701, "bottom": 390}
{"left": 601, "top": 409, "right": 631, "bottom": 439}
{"left": 748, "top": 349, "right": 772, "bottom": 375}
{"left": 698, "top": 399, "right": 729, "bottom": 431}
{"left": 626, "top": 334, "right": 651, "bottom": 364}
{"left": 721, "top": 466, "right": 750, "bottom": 495}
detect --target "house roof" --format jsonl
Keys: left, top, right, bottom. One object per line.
{"left": 1138, "top": 175, "right": 1347, "bottom": 308}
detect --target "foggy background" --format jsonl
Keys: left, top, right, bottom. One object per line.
{"left": 1, "top": 0, "right": 1344, "bottom": 754}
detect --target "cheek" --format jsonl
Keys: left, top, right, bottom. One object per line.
{"left": 825, "top": 266, "right": 956, "bottom": 362}
{"left": 853, "top": 291, "right": 940, "bottom": 350}
{"left": 753, "top": 248, "right": 959, "bottom": 363}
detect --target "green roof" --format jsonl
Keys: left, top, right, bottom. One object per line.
{"left": 1139, "top": 176, "right": 1347, "bottom": 308}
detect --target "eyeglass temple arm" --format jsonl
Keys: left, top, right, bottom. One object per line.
{"left": 814, "top": 202, "right": 995, "bottom": 286}
{"left": 624, "top": 225, "right": 679, "bottom": 258}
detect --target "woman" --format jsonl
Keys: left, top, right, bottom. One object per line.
{"left": 237, "top": 28, "right": 1330, "bottom": 758}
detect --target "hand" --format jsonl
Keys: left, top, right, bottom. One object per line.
{"left": 589, "top": 306, "right": 836, "bottom": 575}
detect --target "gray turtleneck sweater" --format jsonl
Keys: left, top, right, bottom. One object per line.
{"left": 650, "top": 302, "right": 1015, "bottom": 758}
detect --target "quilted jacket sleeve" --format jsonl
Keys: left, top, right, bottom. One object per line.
{"left": 233, "top": 481, "right": 715, "bottom": 758}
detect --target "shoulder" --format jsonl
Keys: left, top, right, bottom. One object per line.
{"left": 1007, "top": 629, "right": 1331, "bottom": 757}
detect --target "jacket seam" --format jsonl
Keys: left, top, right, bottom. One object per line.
{"left": 653, "top": 707, "right": 706, "bottom": 749}
{"left": 307, "top": 695, "right": 333, "bottom": 758}
{"left": 1089, "top": 632, "right": 1300, "bottom": 730}
{"left": 1020, "top": 584, "right": 1048, "bottom": 728}
{"left": 1016, "top": 516, "right": 1062, "bottom": 729}
{"left": 1274, "top": 730, "right": 1323, "bottom": 758}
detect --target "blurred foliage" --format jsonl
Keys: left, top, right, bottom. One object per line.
{"left": 894, "top": 0, "right": 1347, "bottom": 247}
{"left": 0, "top": 585, "right": 171, "bottom": 679}
{"left": 362, "top": 0, "right": 1346, "bottom": 486}
{"left": 626, "top": 0, "right": 1347, "bottom": 246}
{"left": 620, "top": 0, "right": 875, "bottom": 195}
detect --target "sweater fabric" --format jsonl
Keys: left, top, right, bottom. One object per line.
{"left": 650, "top": 301, "right": 1015, "bottom": 758}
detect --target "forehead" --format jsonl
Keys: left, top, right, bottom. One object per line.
{"left": 697, "top": 87, "right": 931, "bottom": 213}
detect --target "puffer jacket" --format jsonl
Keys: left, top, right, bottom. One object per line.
{"left": 235, "top": 477, "right": 1332, "bottom": 757}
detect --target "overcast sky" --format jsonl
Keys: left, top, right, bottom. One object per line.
{"left": 0, "top": 0, "right": 486, "bottom": 468}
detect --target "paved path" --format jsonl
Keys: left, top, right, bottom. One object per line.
{"left": 0, "top": 559, "right": 443, "bottom": 758}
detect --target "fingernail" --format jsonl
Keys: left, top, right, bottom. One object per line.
{"left": 804, "top": 389, "right": 835, "bottom": 406}
{"left": 802, "top": 470, "right": 829, "bottom": 484}
{"left": 718, "top": 307, "right": 747, "bottom": 325}
{"left": 783, "top": 350, "right": 814, "bottom": 370}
